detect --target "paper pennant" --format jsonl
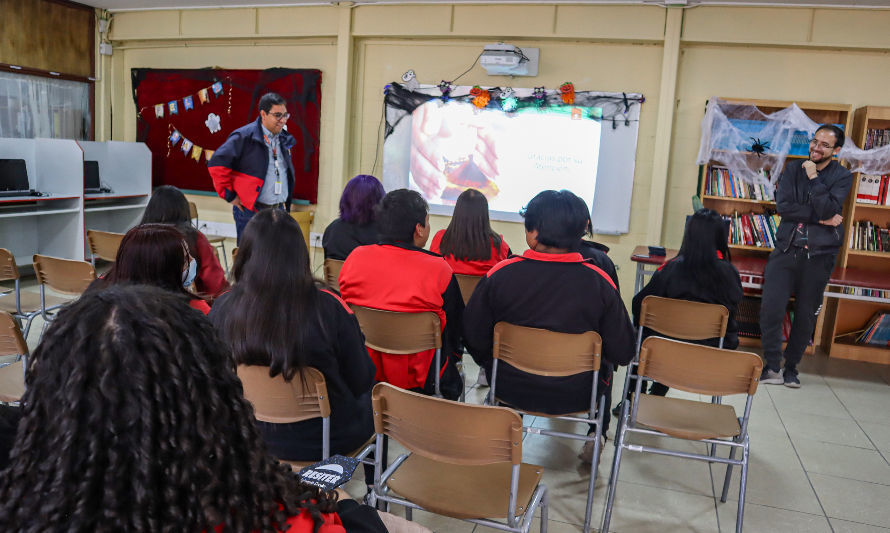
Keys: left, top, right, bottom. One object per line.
{"left": 204, "top": 149, "right": 215, "bottom": 163}
{"left": 183, "top": 95, "right": 194, "bottom": 111}
{"left": 154, "top": 104, "right": 165, "bottom": 118}
{"left": 169, "top": 130, "right": 181, "bottom": 146}
{"left": 181, "top": 138, "right": 193, "bottom": 154}
{"left": 197, "top": 88, "right": 210, "bottom": 104}
{"left": 168, "top": 100, "right": 179, "bottom": 115}
{"left": 190, "top": 145, "right": 203, "bottom": 161}
{"left": 211, "top": 82, "right": 223, "bottom": 96}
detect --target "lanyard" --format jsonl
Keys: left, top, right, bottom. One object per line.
{"left": 264, "top": 133, "right": 283, "bottom": 195}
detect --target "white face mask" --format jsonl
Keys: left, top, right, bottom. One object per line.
{"left": 182, "top": 258, "right": 197, "bottom": 288}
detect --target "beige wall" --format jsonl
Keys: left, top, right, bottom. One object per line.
{"left": 101, "top": 4, "right": 890, "bottom": 298}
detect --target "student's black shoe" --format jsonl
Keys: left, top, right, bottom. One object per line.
{"left": 783, "top": 370, "right": 801, "bottom": 389}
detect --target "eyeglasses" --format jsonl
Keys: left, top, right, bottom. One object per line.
{"left": 267, "top": 112, "right": 290, "bottom": 121}
{"left": 809, "top": 138, "right": 835, "bottom": 150}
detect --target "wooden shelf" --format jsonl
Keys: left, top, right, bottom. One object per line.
{"left": 847, "top": 249, "right": 890, "bottom": 258}
{"left": 738, "top": 336, "right": 815, "bottom": 354}
{"left": 854, "top": 203, "right": 890, "bottom": 211}
{"left": 829, "top": 341, "right": 890, "bottom": 365}
{"left": 729, "top": 244, "right": 774, "bottom": 251}
{"left": 702, "top": 195, "right": 776, "bottom": 205}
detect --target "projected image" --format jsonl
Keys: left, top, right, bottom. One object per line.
{"left": 385, "top": 98, "right": 602, "bottom": 218}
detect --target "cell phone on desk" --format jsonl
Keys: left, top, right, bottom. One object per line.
{"left": 648, "top": 246, "right": 666, "bottom": 257}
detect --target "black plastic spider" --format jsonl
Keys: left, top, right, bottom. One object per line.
{"left": 749, "top": 137, "right": 771, "bottom": 157}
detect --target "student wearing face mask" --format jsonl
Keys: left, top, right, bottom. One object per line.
{"left": 86, "top": 224, "right": 210, "bottom": 314}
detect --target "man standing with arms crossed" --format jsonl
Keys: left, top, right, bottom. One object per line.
{"left": 760, "top": 125, "right": 852, "bottom": 388}
{"left": 209, "top": 92, "right": 296, "bottom": 243}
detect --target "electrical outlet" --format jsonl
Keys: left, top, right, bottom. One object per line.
{"left": 309, "top": 232, "right": 323, "bottom": 248}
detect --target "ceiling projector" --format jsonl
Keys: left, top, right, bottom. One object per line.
{"left": 479, "top": 44, "right": 539, "bottom": 77}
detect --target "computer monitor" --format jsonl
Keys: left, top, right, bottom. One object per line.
{"left": 0, "top": 159, "right": 30, "bottom": 192}
{"left": 84, "top": 160, "right": 101, "bottom": 191}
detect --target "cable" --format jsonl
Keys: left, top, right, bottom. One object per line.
{"left": 451, "top": 51, "right": 484, "bottom": 85}
{"left": 371, "top": 102, "right": 385, "bottom": 176}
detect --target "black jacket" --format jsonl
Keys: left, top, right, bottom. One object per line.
{"left": 631, "top": 256, "right": 743, "bottom": 350}
{"left": 463, "top": 249, "right": 635, "bottom": 414}
{"left": 576, "top": 240, "right": 620, "bottom": 292}
{"left": 322, "top": 218, "right": 379, "bottom": 260}
{"left": 774, "top": 159, "right": 852, "bottom": 255}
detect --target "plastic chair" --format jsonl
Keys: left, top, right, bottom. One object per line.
{"left": 602, "top": 337, "right": 762, "bottom": 533}
{"left": 349, "top": 305, "right": 445, "bottom": 398}
{"left": 0, "top": 312, "right": 28, "bottom": 403}
{"left": 31, "top": 254, "right": 96, "bottom": 330}
{"left": 289, "top": 211, "right": 314, "bottom": 252}
{"left": 487, "top": 322, "right": 603, "bottom": 533}
{"left": 0, "top": 248, "right": 68, "bottom": 339}
{"left": 86, "top": 229, "right": 125, "bottom": 266}
{"left": 323, "top": 259, "right": 344, "bottom": 292}
{"left": 365, "top": 382, "right": 548, "bottom": 533}
{"left": 454, "top": 274, "right": 483, "bottom": 305}
{"left": 189, "top": 201, "right": 229, "bottom": 272}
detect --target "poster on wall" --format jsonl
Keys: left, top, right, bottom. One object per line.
{"left": 132, "top": 68, "right": 322, "bottom": 203}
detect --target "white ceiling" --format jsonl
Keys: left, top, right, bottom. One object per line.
{"left": 76, "top": 0, "right": 890, "bottom": 13}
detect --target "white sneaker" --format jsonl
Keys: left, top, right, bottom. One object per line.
{"left": 475, "top": 368, "right": 489, "bottom": 387}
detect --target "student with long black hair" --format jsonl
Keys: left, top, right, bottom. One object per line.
{"left": 430, "top": 188, "right": 511, "bottom": 275}
{"left": 209, "top": 208, "right": 376, "bottom": 464}
{"left": 627, "top": 208, "right": 743, "bottom": 397}
{"left": 140, "top": 185, "right": 229, "bottom": 298}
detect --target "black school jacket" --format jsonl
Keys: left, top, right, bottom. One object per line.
{"left": 463, "top": 249, "right": 635, "bottom": 414}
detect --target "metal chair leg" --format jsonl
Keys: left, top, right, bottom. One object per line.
{"left": 736, "top": 442, "right": 749, "bottom": 533}
{"left": 405, "top": 507, "right": 412, "bottom": 521}
{"left": 601, "top": 404, "right": 628, "bottom": 532}
{"left": 540, "top": 487, "right": 549, "bottom": 533}
{"left": 721, "top": 446, "right": 736, "bottom": 503}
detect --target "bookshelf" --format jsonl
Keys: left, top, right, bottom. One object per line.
{"left": 820, "top": 105, "right": 890, "bottom": 364}
{"left": 698, "top": 98, "right": 853, "bottom": 353}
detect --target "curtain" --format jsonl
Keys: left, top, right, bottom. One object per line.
{"left": 0, "top": 71, "right": 91, "bottom": 140}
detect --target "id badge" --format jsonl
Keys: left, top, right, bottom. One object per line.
{"left": 274, "top": 181, "right": 282, "bottom": 195}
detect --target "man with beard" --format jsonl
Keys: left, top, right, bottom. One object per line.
{"left": 759, "top": 124, "right": 852, "bottom": 388}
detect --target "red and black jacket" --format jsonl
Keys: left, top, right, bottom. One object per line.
{"left": 463, "top": 249, "right": 635, "bottom": 414}
{"left": 338, "top": 241, "right": 464, "bottom": 400}
{"left": 429, "top": 229, "right": 511, "bottom": 276}
{"left": 208, "top": 117, "right": 297, "bottom": 211}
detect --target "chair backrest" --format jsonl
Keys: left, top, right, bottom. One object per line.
{"left": 324, "top": 259, "right": 344, "bottom": 292}
{"left": 188, "top": 201, "right": 198, "bottom": 221}
{"left": 638, "top": 336, "right": 762, "bottom": 397}
{"left": 231, "top": 247, "right": 238, "bottom": 261}
{"left": 638, "top": 295, "right": 729, "bottom": 341}
{"left": 86, "top": 229, "right": 125, "bottom": 262}
{"left": 32, "top": 255, "right": 96, "bottom": 296}
{"left": 237, "top": 366, "right": 330, "bottom": 423}
{"left": 290, "top": 211, "right": 314, "bottom": 252}
{"left": 0, "top": 249, "right": 20, "bottom": 282}
{"left": 454, "top": 274, "right": 483, "bottom": 305}
{"left": 350, "top": 305, "right": 441, "bottom": 354}
{"left": 372, "top": 382, "right": 522, "bottom": 466}
{"left": 0, "top": 312, "right": 28, "bottom": 357}
{"left": 493, "top": 322, "right": 601, "bottom": 376}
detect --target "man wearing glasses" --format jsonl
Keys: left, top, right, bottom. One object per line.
{"left": 759, "top": 125, "right": 852, "bottom": 388}
{"left": 209, "top": 92, "right": 296, "bottom": 243}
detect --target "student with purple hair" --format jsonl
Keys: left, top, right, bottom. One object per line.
{"left": 322, "top": 175, "right": 385, "bottom": 260}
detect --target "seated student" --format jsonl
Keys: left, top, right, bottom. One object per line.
{"left": 429, "top": 188, "right": 511, "bottom": 276}
{"left": 339, "top": 189, "right": 464, "bottom": 400}
{"left": 0, "top": 285, "right": 352, "bottom": 532}
{"left": 323, "top": 174, "right": 385, "bottom": 260}
{"left": 140, "top": 185, "right": 229, "bottom": 298}
{"left": 627, "top": 208, "right": 743, "bottom": 399}
{"left": 463, "top": 190, "right": 635, "bottom": 463}
{"left": 575, "top": 210, "right": 620, "bottom": 290}
{"left": 88, "top": 223, "right": 210, "bottom": 314}
{"left": 210, "top": 209, "right": 376, "bottom": 466}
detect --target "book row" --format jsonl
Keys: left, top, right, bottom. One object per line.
{"left": 849, "top": 220, "right": 890, "bottom": 252}
{"left": 723, "top": 211, "right": 780, "bottom": 249}
{"left": 705, "top": 167, "right": 774, "bottom": 201}
{"left": 838, "top": 287, "right": 890, "bottom": 299}
{"left": 864, "top": 128, "right": 890, "bottom": 150}
{"left": 857, "top": 313, "right": 890, "bottom": 346}
{"left": 856, "top": 174, "right": 890, "bottom": 206}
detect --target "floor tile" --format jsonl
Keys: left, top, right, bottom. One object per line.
{"left": 717, "top": 502, "right": 832, "bottom": 533}
{"left": 830, "top": 518, "right": 890, "bottom": 533}
{"left": 810, "top": 473, "right": 890, "bottom": 528}
{"left": 780, "top": 411, "right": 874, "bottom": 449}
{"left": 601, "top": 480, "right": 719, "bottom": 533}
{"left": 859, "top": 421, "right": 890, "bottom": 458}
{"left": 768, "top": 381, "right": 850, "bottom": 419}
{"left": 794, "top": 439, "right": 890, "bottom": 485}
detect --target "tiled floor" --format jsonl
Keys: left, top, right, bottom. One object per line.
{"left": 7, "top": 280, "right": 890, "bottom": 532}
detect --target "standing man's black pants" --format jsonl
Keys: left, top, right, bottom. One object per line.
{"left": 760, "top": 247, "right": 836, "bottom": 375}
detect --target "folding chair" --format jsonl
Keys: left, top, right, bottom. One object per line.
{"left": 602, "top": 337, "right": 762, "bottom": 533}
{"left": 323, "top": 259, "right": 344, "bottom": 292}
{"left": 366, "top": 382, "right": 548, "bottom": 533}
{"left": 349, "top": 305, "right": 446, "bottom": 399}
{"left": 86, "top": 229, "right": 125, "bottom": 266}
{"left": 290, "top": 211, "right": 314, "bottom": 253}
{"left": 31, "top": 255, "right": 96, "bottom": 330}
{"left": 0, "top": 312, "right": 28, "bottom": 403}
{"left": 454, "top": 273, "right": 483, "bottom": 305}
{"left": 0, "top": 249, "right": 68, "bottom": 340}
{"left": 487, "top": 322, "right": 603, "bottom": 533}
{"left": 616, "top": 296, "right": 729, "bottom": 436}
{"left": 189, "top": 201, "right": 229, "bottom": 272}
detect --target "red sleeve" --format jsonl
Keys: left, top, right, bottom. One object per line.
{"left": 496, "top": 234, "right": 511, "bottom": 260}
{"left": 281, "top": 510, "right": 346, "bottom": 533}
{"left": 430, "top": 229, "right": 445, "bottom": 254}
{"left": 190, "top": 299, "right": 211, "bottom": 315}
{"left": 194, "top": 232, "right": 230, "bottom": 298}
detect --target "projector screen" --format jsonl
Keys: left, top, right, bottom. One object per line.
{"left": 382, "top": 85, "right": 644, "bottom": 230}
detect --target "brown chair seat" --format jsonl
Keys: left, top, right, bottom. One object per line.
{"left": 0, "top": 361, "right": 24, "bottom": 403}
{"left": 0, "top": 290, "right": 69, "bottom": 315}
{"left": 387, "top": 453, "right": 543, "bottom": 520}
{"left": 635, "top": 394, "right": 740, "bottom": 441}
